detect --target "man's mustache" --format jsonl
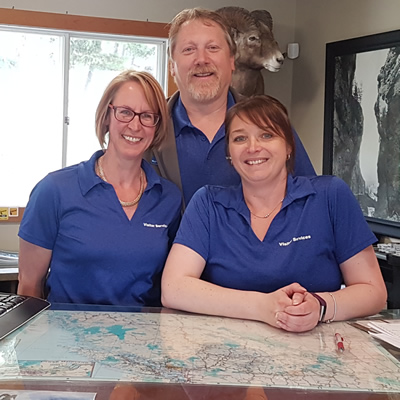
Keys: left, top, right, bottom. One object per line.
{"left": 189, "top": 66, "right": 218, "bottom": 76}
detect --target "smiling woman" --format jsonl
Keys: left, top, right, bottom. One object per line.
{"left": 17, "top": 70, "right": 182, "bottom": 307}
{"left": 226, "top": 96, "right": 294, "bottom": 196}
{"left": 161, "top": 94, "right": 387, "bottom": 334}
{"left": 0, "top": 8, "right": 169, "bottom": 212}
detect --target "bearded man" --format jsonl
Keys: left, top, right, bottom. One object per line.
{"left": 147, "top": 8, "right": 315, "bottom": 206}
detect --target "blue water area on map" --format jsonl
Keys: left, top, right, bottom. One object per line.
{"left": 206, "top": 368, "right": 223, "bottom": 377}
{"left": 317, "top": 355, "right": 343, "bottom": 365}
{"left": 224, "top": 341, "right": 240, "bottom": 348}
{"left": 376, "top": 377, "right": 400, "bottom": 388}
{"left": 83, "top": 327, "right": 102, "bottom": 335}
{"left": 105, "top": 356, "right": 119, "bottom": 362}
{"left": 106, "top": 325, "right": 136, "bottom": 340}
{"left": 168, "top": 359, "right": 186, "bottom": 367}
{"left": 19, "top": 360, "right": 41, "bottom": 367}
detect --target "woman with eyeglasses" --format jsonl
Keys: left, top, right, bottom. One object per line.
{"left": 18, "top": 70, "right": 182, "bottom": 306}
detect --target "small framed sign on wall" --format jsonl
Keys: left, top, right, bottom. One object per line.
{"left": 0, "top": 207, "right": 23, "bottom": 223}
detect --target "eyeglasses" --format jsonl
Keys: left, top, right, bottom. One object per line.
{"left": 109, "top": 105, "right": 160, "bottom": 127}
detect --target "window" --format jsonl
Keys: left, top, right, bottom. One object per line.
{"left": 0, "top": 25, "right": 167, "bottom": 207}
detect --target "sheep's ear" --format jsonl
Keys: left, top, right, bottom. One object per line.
{"left": 230, "top": 27, "right": 239, "bottom": 42}
{"left": 251, "top": 10, "right": 273, "bottom": 31}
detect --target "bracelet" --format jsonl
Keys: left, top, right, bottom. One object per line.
{"left": 324, "top": 292, "right": 337, "bottom": 323}
{"left": 309, "top": 292, "right": 327, "bottom": 322}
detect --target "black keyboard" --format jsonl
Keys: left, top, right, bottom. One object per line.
{"left": 0, "top": 292, "right": 50, "bottom": 340}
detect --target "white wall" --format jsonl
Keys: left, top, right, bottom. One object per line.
{"left": 0, "top": 224, "right": 19, "bottom": 250}
{"left": 0, "top": 0, "right": 295, "bottom": 24}
{"left": 291, "top": 0, "right": 400, "bottom": 173}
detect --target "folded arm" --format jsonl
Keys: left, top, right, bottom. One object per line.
{"left": 161, "top": 243, "right": 306, "bottom": 328}
{"left": 17, "top": 238, "right": 52, "bottom": 298}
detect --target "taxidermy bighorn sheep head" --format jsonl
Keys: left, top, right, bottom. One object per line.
{"left": 216, "top": 6, "right": 284, "bottom": 97}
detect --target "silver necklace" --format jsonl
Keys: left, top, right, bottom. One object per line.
{"left": 249, "top": 199, "right": 284, "bottom": 219}
{"left": 97, "top": 156, "right": 144, "bottom": 208}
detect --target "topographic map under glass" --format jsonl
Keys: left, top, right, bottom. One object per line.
{"left": 0, "top": 311, "right": 399, "bottom": 392}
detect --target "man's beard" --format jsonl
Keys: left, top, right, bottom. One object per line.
{"left": 186, "top": 67, "right": 222, "bottom": 102}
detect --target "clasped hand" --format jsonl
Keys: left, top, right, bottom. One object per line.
{"left": 265, "top": 283, "right": 320, "bottom": 332}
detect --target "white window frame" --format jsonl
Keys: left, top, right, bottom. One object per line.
{"left": 0, "top": 24, "right": 168, "bottom": 207}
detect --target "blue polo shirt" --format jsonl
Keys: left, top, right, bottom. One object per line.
{"left": 174, "top": 175, "right": 377, "bottom": 293}
{"left": 19, "top": 151, "right": 182, "bottom": 306}
{"left": 172, "top": 91, "right": 316, "bottom": 205}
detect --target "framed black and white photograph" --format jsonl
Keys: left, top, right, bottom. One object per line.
{"left": 323, "top": 30, "right": 400, "bottom": 238}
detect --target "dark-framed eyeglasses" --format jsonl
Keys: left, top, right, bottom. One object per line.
{"left": 109, "top": 105, "right": 160, "bottom": 127}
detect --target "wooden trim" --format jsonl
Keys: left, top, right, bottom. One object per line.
{"left": 0, "top": 8, "right": 169, "bottom": 37}
{"left": 0, "top": 7, "right": 178, "bottom": 95}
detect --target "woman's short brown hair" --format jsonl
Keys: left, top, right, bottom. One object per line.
{"left": 95, "top": 70, "right": 168, "bottom": 150}
{"left": 225, "top": 95, "right": 296, "bottom": 174}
